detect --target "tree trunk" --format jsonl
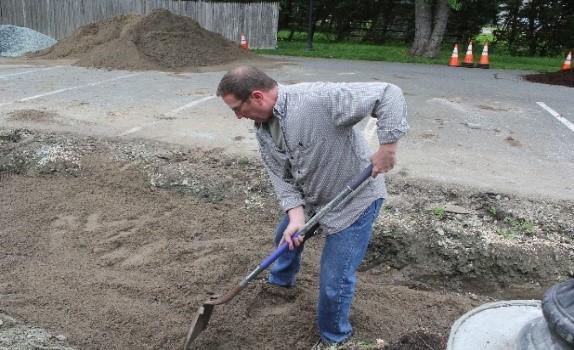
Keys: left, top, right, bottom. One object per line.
{"left": 410, "top": 0, "right": 432, "bottom": 55}
{"left": 424, "top": 0, "right": 449, "bottom": 58}
{"left": 507, "top": 2, "right": 520, "bottom": 53}
{"left": 278, "top": 0, "right": 293, "bottom": 31}
{"left": 305, "top": 0, "right": 314, "bottom": 50}
{"left": 526, "top": 4, "right": 538, "bottom": 56}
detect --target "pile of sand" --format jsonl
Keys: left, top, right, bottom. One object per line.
{"left": 32, "top": 9, "right": 254, "bottom": 71}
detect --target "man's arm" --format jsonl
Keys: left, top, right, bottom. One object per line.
{"left": 370, "top": 83, "right": 408, "bottom": 177}
{"left": 328, "top": 82, "right": 408, "bottom": 176}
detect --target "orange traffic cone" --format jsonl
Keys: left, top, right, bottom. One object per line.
{"left": 448, "top": 44, "right": 460, "bottom": 67}
{"left": 240, "top": 32, "right": 249, "bottom": 49}
{"left": 462, "top": 41, "right": 474, "bottom": 68}
{"left": 562, "top": 51, "right": 572, "bottom": 71}
{"left": 478, "top": 42, "right": 490, "bottom": 69}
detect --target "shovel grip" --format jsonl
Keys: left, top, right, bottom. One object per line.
{"left": 259, "top": 233, "right": 299, "bottom": 270}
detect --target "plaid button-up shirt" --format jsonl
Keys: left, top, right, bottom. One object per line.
{"left": 255, "top": 82, "right": 408, "bottom": 234}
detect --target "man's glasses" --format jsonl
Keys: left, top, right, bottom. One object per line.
{"left": 231, "top": 95, "right": 250, "bottom": 114}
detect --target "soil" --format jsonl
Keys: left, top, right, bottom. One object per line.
{"left": 524, "top": 69, "right": 574, "bottom": 87}
{"left": 31, "top": 9, "right": 255, "bottom": 71}
{"left": 6, "top": 109, "right": 61, "bottom": 124}
{"left": 1, "top": 128, "right": 573, "bottom": 350}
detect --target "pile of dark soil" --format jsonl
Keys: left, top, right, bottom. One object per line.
{"left": 31, "top": 9, "right": 254, "bottom": 71}
{"left": 524, "top": 69, "right": 574, "bottom": 87}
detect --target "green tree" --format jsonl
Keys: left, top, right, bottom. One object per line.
{"left": 497, "top": 0, "right": 574, "bottom": 56}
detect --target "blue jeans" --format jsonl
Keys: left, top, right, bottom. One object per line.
{"left": 268, "top": 198, "right": 384, "bottom": 344}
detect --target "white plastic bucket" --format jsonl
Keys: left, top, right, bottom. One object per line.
{"left": 447, "top": 300, "right": 542, "bottom": 350}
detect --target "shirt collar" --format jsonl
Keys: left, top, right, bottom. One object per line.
{"left": 272, "top": 84, "right": 286, "bottom": 120}
{"left": 255, "top": 84, "right": 285, "bottom": 129}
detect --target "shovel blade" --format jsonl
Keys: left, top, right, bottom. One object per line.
{"left": 184, "top": 303, "right": 215, "bottom": 349}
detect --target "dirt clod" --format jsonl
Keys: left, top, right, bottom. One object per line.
{"left": 385, "top": 329, "right": 446, "bottom": 350}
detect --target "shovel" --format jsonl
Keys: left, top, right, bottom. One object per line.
{"left": 184, "top": 164, "right": 374, "bottom": 349}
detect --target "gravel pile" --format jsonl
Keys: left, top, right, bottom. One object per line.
{"left": 0, "top": 25, "right": 56, "bottom": 57}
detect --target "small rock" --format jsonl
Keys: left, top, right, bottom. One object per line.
{"left": 463, "top": 122, "right": 482, "bottom": 129}
{"left": 444, "top": 204, "right": 471, "bottom": 214}
{"left": 469, "top": 293, "right": 479, "bottom": 301}
{"left": 156, "top": 153, "right": 171, "bottom": 160}
{"left": 56, "top": 334, "right": 66, "bottom": 341}
{"left": 0, "top": 319, "right": 3, "bottom": 326}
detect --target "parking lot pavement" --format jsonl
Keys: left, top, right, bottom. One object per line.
{"left": 1, "top": 57, "right": 573, "bottom": 200}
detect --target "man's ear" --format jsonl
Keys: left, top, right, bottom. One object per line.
{"left": 251, "top": 90, "right": 264, "bottom": 102}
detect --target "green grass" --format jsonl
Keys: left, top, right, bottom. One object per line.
{"left": 497, "top": 217, "right": 536, "bottom": 239}
{"left": 254, "top": 31, "right": 565, "bottom": 72}
{"left": 432, "top": 207, "right": 446, "bottom": 220}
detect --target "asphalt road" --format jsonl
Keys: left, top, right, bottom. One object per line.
{"left": 1, "top": 56, "right": 573, "bottom": 200}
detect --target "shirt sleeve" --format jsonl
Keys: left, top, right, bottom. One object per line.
{"left": 328, "top": 82, "right": 409, "bottom": 144}
{"left": 257, "top": 138, "right": 305, "bottom": 212}
{"left": 374, "top": 83, "right": 409, "bottom": 144}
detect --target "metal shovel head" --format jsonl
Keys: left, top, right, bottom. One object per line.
{"left": 183, "top": 286, "right": 243, "bottom": 349}
{"left": 184, "top": 302, "right": 215, "bottom": 350}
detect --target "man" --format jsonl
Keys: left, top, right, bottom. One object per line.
{"left": 216, "top": 66, "right": 408, "bottom": 349}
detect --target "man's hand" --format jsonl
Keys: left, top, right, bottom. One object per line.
{"left": 370, "top": 142, "right": 397, "bottom": 177}
{"left": 281, "top": 206, "right": 306, "bottom": 250}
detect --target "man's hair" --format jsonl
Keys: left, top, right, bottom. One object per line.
{"left": 216, "top": 66, "right": 277, "bottom": 100}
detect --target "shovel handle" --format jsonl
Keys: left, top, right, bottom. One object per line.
{"left": 348, "top": 163, "right": 373, "bottom": 190}
{"left": 259, "top": 235, "right": 297, "bottom": 269}
{"left": 259, "top": 163, "right": 373, "bottom": 270}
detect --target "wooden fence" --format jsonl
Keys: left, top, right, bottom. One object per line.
{"left": 0, "top": 0, "right": 279, "bottom": 49}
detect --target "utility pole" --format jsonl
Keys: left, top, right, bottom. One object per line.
{"left": 305, "top": 0, "right": 313, "bottom": 51}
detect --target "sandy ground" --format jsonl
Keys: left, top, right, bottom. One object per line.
{"left": 1, "top": 129, "right": 573, "bottom": 350}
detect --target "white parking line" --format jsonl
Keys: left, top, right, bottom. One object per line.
{"left": 118, "top": 125, "right": 149, "bottom": 136}
{"left": 118, "top": 95, "right": 216, "bottom": 137}
{"left": 165, "top": 95, "right": 216, "bottom": 116}
{"left": 536, "top": 102, "right": 574, "bottom": 133}
{"left": 0, "top": 73, "right": 140, "bottom": 107}
{"left": 0, "top": 66, "right": 64, "bottom": 79}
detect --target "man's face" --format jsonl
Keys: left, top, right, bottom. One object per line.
{"left": 222, "top": 91, "right": 272, "bottom": 123}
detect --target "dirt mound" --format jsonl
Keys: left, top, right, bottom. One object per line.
{"left": 0, "top": 130, "right": 480, "bottom": 350}
{"left": 32, "top": 9, "right": 254, "bottom": 71}
{"left": 524, "top": 69, "right": 574, "bottom": 87}
{"left": 2, "top": 129, "right": 573, "bottom": 349}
